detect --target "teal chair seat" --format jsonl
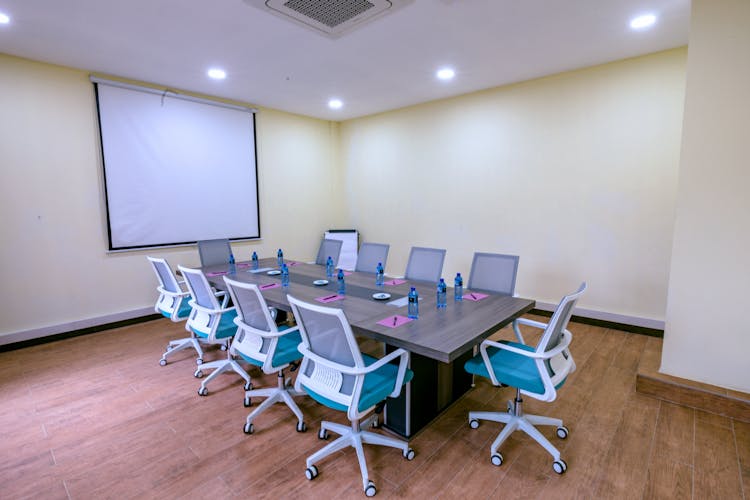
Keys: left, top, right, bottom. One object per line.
{"left": 464, "top": 341, "right": 565, "bottom": 396}
{"left": 191, "top": 310, "right": 238, "bottom": 339}
{"left": 238, "top": 326, "right": 303, "bottom": 368}
{"left": 303, "top": 354, "right": 414, "bottom": 413}
{"left": 160, "top": 295, "right": 192, "bottom": 320}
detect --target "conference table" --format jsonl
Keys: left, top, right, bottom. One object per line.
{"left": 203, "top": 258, "right": 535, "bottom": 437}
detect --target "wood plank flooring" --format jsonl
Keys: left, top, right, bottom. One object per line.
{"left": 1, "top": 316, "right": 747, "bottom": 499}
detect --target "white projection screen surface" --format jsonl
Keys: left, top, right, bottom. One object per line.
{"left": 94, "top": 80, "right": 260, "bottom": 250}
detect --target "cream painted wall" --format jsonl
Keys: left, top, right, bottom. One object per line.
{"left": 662, "top": 0, "right": 750, "bottom": 392}
{"left": 0, "top": 54, "right": 344, "bottom": 341}
{"left": 339, "top": 49, "right": 686, "bottom": 323}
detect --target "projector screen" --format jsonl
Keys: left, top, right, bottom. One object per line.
{"left": 94, "top": 79, "right": 260, "bottom": 250}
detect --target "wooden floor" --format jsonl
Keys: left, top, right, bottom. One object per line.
{"left": 2, "top": 316, "right": 748, "bottom": 499}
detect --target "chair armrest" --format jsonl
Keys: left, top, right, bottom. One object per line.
{"left": 515, "top": 318, "right": 549, "bottom": 330}
{"left": 189, "top": 300, "right": 235, "bottom": 315}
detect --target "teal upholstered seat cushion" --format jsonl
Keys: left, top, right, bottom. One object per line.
{"left": 159, "top": 295, "right": 192, "bottom": 319}
{"left": 237, "top": 325, "right": 303, "bottom": 368}
{"left": 303, "top": 354, "right": 414, "bottom": 413}
{"left": 191, "top": 310, "right": 238, "bottom": 339}
{"left": 464, "top": 341, "right": 565, "bottom": 395}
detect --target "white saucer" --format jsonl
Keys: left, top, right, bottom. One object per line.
{"left": 372, "top": 292, "right": 391, "bottom": 300}
{"left": 313, "top": 279, "right": 329, "bottom": 286}
{"left": 267, "top": 270, "right": 282, "bottom": 275}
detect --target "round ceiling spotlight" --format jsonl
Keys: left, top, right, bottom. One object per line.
{"left": 328, "top": 98, "right": 343, "bottom": 110}
{"left": 630, "top": 14, "right": 657, "bottom": 30}
{"left": 207, "top": 68, "right": 227, "bottom": 80}
{"left": 436, "top": 67, "right": 455, "bottom": 81}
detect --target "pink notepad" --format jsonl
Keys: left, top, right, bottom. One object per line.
{"left": 463, "top": 292, "right": 489, "bottom": 302}
{"left": 377, "top": 315, "right": 413, "bottom": 328}
{"left": 384, "top": 279, "right": 406, "bottom": 286}
{"left": 206, "top": 271, "right": 228, "bottom": 277}
{"left": 286, "top": 261, "right": 300, "bottom": 267}
{"left": 316, "top": 294, "right": 345, "bottom": 304}
{"left": 237, "top": 262, "right": 252, "bottom": 269}
{"left": 259, "top": 283, "right": 281, "bottom": 290}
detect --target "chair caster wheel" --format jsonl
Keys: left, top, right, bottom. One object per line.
{"left": 159, "top": 359, "right": 167, "bottom": 366}
{"left": 318, "top": 429, "right": 329, "bottom": 440}
{"left": 196, "top": 358, "right": 203, "bottom": 365}
{"left": 197, "top": 387, "right": 208, "bottom": 396}
{"left": 305, "top": 465, "right": 318, "bottom": 480}
{"left": 243, "top": 422, "right": 254, "bottom": 435}
{"left": 491, "top": 453, "right": 503, "bottom": 466}
{"left": 556, "top": 426, "right": 569, "bottom": 439}
{"left": 469, "top": 418, "right": 479, "bottom": 429}
{"left": 243, "top": 396, "right": 251, "bottom": 407}
{"left": 296, "top": 421, "right": 307, "bottom": 432}
{"left": 194, "top": 370, "right": 203, "bottom": 378}
{"left": 365, "top": 481, "right": 377, "bottom": 497}
{"left": 244, "top": 381, "right": 252, "bottom": 391}
{"left": 403, "top": 448, "right": 415, "bottom": 460}
{"left": 553, "top": 459, "right": 567, "bottom": 474}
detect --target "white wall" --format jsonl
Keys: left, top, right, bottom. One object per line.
{"left": 0, "top": 54, "right": 344, "bottom": 343}
{"left": 662, "top": 0, "right": 750, "bottom": 392}
{"left": 339, "top": 49, "right": 686, "bottom": 326}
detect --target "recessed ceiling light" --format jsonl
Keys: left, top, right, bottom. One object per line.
{"left": 207, "top": 68, "right": 227, "bottom": 80}
{"left": 436, "top": 67, "right": 455, "bottom": 81}
{"left": 0, "top": 12, "right": 10, "bottom": 24}
{"left": 630, "top": 14, "right": 657, "bottom": 30}
{"left": 328, "top": 99, "right": 343, "bottom": 110}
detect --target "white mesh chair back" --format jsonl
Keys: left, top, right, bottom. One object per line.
{"left": 404, "top": 246, "right": 446, "bottom": 283}
{"left": 223, "top": 278, "right": 278, "bottom": 366}
{"left": 535, "top": 282, "right": 586, "bottom": 388}
{"left": 354, "top": 242, "right": 390, "bottom": 273}
{"left": 288, "top": 295, "right": 364, "bottom": 409}
{"left": 315, "top": 238, "right": 344, "bottom": 266}
{"left": 467, "top": 252, "right": 520, "bottom": 295}
{"left": 197, "top": 238, "right": 232, "bottom": 267}
{"left": 148, "top": 256, "right": 191, "bottom": 322}
{"left": 178, "top": 265, "right": 228, "bottom": 341}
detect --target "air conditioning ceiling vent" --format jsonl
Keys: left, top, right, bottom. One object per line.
{"left": 244, "top": 0, "right": 414, "bottom": 38}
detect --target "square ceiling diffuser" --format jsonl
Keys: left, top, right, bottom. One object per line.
{"left": 244, "top": 0, "right": 414, "bottom": 38}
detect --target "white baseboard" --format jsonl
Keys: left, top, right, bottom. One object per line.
{"left": 534, "top": 302, "right": 665, "bottom": 330}
{"left": 0, "top": 307, "right": 157, "bottom": 346}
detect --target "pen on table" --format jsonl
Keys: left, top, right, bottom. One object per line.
{"left": 322, "top": 294, "right": 338, "bottom": 300}
{"left": 470, "top": 293, "right": 476, "bottom": 300}
{"left": 393, "top": 316, "right": 397, "bottom": 326}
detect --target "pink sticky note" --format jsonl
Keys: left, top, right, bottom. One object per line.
{"left": 343, "top": 271, "right": 352, "bottom": 276}
{"left": 286, "top": 261, "right": 300, "bottom": 267}
{"left": 377, "top": 315, "right": 413, "bottom": 328}
{"left": 237, "top": 262, "right": 252, "bottom": 269}
{"left": 316, "top": 294, "right": 345, "bottom": 304}
{"left": 384, "top": 279, "right": 407, "bottom": 286}
{"left": 259, "top": 283, "right": 281, "bottom": 290}
{"left": 206, "top": 271, "right": 228, "bottom": 277}
{"left": 464, "top": 292, "right": 489, "bottom": 302}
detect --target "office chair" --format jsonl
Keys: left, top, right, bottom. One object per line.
{"left": 315, "top": 238, "right": 344, "bottom": 266}
{"left": 464, "top": 283, "right": 586, "bottom": 474}
{"left": 223, "top": 277, "right": 308, "bottom": 434}
{"left": 288, "top": 295, "right": 415, "bottom": 497}
{"left": 147, "top": 256, "right": 205, "bottom": 366}
{"left": 404, "top": 246, "right": 446, "bottom": 283}
{"left": 468, "top": 252, "right": 520, "bottom": 296}
{"left": 197, "top": 238, "right": 232, "bottom": 267}
{"left": 354, "top": 242, "right": 390, "bottom": 274}
{"left": 178, "top": 266, "right": 252, "bottom": 396}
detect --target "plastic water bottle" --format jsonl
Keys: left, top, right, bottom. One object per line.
{"left": 281, "top": 263, "right": 289, "bottom": 287}
{"left": 337, "top": 268, "right": 346, "bottom": 295}
{"left": 251, "top": 251, "right": 259, "bottom": 270}
{"left": 437, "top": 278, "right": 447, "bottom": 309}
{"left": 326, "top": 256, "right": 334, "bottom": 277}
{"left": 228, "top": 253, "right": 236, "bottom": 274}
{"left": 407, "top": 287, "right": 419, "bottom": 319}
{"left": 454, "top": 273, "right": 463, "bottom": 301}
{"left": 375, "top": 262, "right": 384, "bottom": 286}
{"left": 277, "top": 248, "right": 284, "bottom": 267}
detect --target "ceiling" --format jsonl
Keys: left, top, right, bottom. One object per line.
{"left": 0, "top": 0, "right": 690, "bottom": 121}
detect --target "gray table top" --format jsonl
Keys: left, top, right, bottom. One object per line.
{"left": 204, "top": 258, "right": 535, "bottom": 363}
